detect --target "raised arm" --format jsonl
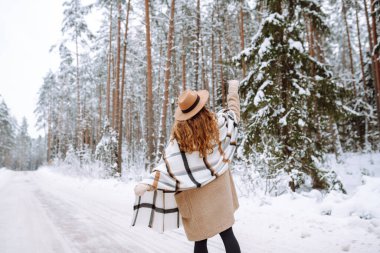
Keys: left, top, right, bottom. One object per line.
{"left": 227, "top": 80, "right": 240, "bottom": 123}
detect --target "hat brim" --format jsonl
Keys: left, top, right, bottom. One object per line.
{"left": 174, "top": 90, "right": 209, "bottom": 121}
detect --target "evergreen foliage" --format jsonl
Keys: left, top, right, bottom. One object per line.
{"left": 95, "top": 120, "right": 118, "bottom": 175}
{"left": 234, "top": 0, "right": 344, "bottom": 191}
{"left": 11, "top": 118, "right": 32, "bottom": 170}
{"left": 28, "top": 0, "right": 380, "bottom": 191}
{"left": 0, "top": 96, "right": 14, "bottom": 167}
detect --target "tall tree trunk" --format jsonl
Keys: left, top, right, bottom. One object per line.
{"left": 57, "top": 107, "right": 62, "bottom": 157}
{"left": 364, "top": 0, "right": 374, "bottom": 51}
{"left": 136, "top": 103, "right": 142, "bottom": 162}
{"left": 111, "top": 53, "right": 116, "bottom": 128}
{"left": 117, "top": 0, "right": 131, "bottom": 175}
{"left": 158, "top": 43, "right": 163, "bottom": 99}
{"left": 355, "top": 0, "right": 367, "bottom": 100}
{"left": 47, "top": 108, "right": 52, "bottom": 162}
{"left": 106, "top": 3, "right": 113, "bottom": 120}
{"left": 75, "top": 30, "right": 81, "bottom": 150}
{"left": 211, "top": 9, "right": 216, "bottom": 110}
{"left": 115, "top": 0, "right": 122, "bottom": 134}
{"left": 218, "top": 31, "right": 226, "bottom": 108}
{"left": 194, "top": 0, "right": 201, "bottom": 89}
{"left": 144, "top": 0, "right": 154, "bottom": 171}
{"left": 364, "top": 0, "right": 379, "bottom": 88}
{"left": 371, "top": 0, "right": 380, "bottom": 132}
{"left": 181, "top": 35, "right": 186, "bottom": 91}
{"left": 97, "top": 82, "right": 102, "bottom": 143}
{"left": 171, "top": 40, "right": 179, "bottom": 116}
{"left": 239, "top": 0, "right": 246, "bottom": 76}
{"left": 159, "top": 0, "right": 176, "bottom": 156}
{"left": 127, "top": 74, "right": 135, "bottom": 161}
{"left": 127, "top": 99, "right": 131, "bottom": 142}
{"left": 125, "top": 97, "right": 130, "bottom": 141}
{"left": 342, "top": 0, "right": 356, "bottom": 95}
{"left": 112, "top": 88, "right": 116, "bottom": 130}
{"left": 306, "top": 17, "right": 320, "bottom": 141}
{"left": 201, "top": 37, "right": 207, "bottom": 91}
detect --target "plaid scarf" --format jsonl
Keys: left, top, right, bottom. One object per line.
{"left": 131, "top": 109, "right": 239, "bottom": 233}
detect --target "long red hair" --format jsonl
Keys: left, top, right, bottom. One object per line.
{"left": 170, "top": 107, "right": 220, "bottom": 158}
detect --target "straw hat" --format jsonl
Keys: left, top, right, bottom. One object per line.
{"left": 174, "top": 89, "right": 209, "bottom": 121}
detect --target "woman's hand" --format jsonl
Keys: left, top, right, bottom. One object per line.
{"left": 134, "top": 183, "right": 153, "bottom": 196}
{"left": 226, "top": 80, "right": 241, "bottom": 123}
{"left": 228, "top": 80, "right": 239, "bottom": 93}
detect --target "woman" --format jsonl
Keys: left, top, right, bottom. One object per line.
{"left": 133, "top": 80, "right": 241, "bottom": 253}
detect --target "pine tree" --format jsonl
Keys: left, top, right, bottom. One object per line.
{"left": 30, "top": 136, "right": 46, "bottom": 170}
{"left": 234, "top": 0, "right": 343, "bottom": 192}
{"left": 117, "top": 0, "right": 132, "bottom": 174}
{"left": 371, "top": 0, "right": 380, "bottom": 132}
{"left": 61, "top": 0, "right": 94, "bottom": 150}
{"left": 0, "top": 96, "right": 14, "bottom": 168}
{"left": 159, "top": 0, "right": 176, "bottom": 156}
{"left": 12, "top": 118, "right": 32, "bottom": 170}
{"left": 144, "top": 0, "right": 155, "bottom": 172}
{"left": 95, "top": 120, "right": 118, "bottom": 175}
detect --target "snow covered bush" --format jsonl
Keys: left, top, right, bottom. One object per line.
{"left": 95, "top": 120, "right": 118, "bottom": 176}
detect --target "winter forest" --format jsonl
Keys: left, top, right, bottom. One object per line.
{"left": 1, "top": 0, "right": 380, "bottom": 252}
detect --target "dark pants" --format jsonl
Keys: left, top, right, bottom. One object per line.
{"left": 194, "top": 227, "right": 241, "bottom": 253}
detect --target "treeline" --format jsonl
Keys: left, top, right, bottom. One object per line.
{"left": 36, "top": 0, "right": 250, "bottom": 174}
{"left": 0, "top": 96, "right": 45, "bottom": 170}
{"left": 35, "top": 0, "right": 380, "bottom": 192}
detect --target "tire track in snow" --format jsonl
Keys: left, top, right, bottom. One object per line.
{"left": 33, "top": 188, "right": 146, "bottom": 253}
{"left": 31, "top": 171, "right": 227, "bottom": 253}
{"left": 0, "top": 171, "right": 76, "bottom": 253}
{"left": 31, "top": 173, "right": 199, "bottom": 253}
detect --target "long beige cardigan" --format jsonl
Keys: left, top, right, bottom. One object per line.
{"left": 174, "top": 86, "right": 241, "bottom": 241}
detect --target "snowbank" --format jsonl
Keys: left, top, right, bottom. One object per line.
{"left": 1, "top": 153, "right": 378, "bottom": 252}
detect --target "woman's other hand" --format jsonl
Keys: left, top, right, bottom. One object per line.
{"left": 134, "top": 183, "right": 153, "bottom": 196}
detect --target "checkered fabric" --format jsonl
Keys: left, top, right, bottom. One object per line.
{"left": 131, "top": 108, "right": 239, "bottom": 233}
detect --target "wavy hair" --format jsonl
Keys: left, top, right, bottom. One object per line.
{"left": 170, "top": 107, "right": 220, "bottom": 158}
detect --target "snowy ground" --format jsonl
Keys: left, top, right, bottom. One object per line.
{"left": 0, "top": 153, "right": 380, "bottom": 253}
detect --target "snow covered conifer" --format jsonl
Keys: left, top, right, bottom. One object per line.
{"left": 62, "top": 0, "right": 94, "bottom": 150}
{"left": 234, "top": 0, "right": 343, "bottom": 192}
{"left": 12, "top": 118, "right": 32, "bottom": 170}
{"left": 95, "top": 119, "right": 118, "bottom": 175}
{"left": 0, "top": 96, "right": 14, "bottom": 168}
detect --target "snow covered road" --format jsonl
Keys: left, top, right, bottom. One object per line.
{"left": 0, "top": 163, "right": 379, "bottom": 253}
{"left": 0, "top": 169, "right": 226, "bottom": 253}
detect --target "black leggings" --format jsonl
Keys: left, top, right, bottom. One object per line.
{"left": 194, "top": 227, "right": 241, "bottom": 253}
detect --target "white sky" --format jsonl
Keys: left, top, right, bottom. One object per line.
{"left": 0, "top": 0, "right": 63, "bottom": 138}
